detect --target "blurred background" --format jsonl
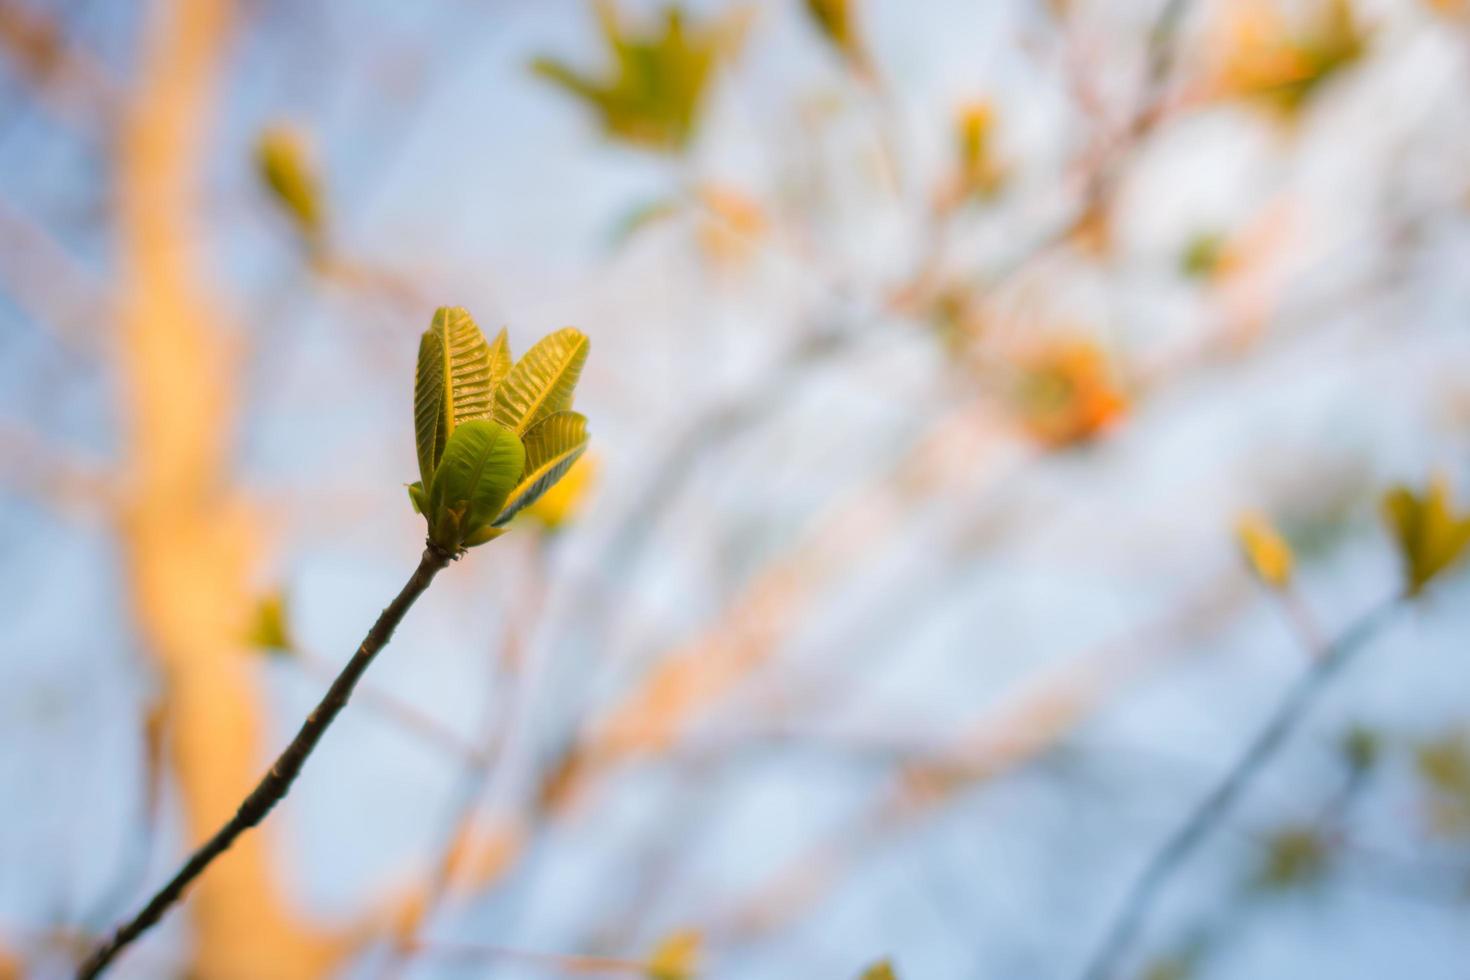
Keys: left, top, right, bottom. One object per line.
{"left": 2, "top": 0, "right": 1470, "bottom": 977}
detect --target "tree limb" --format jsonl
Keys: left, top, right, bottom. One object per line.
{"left": 78, "top": 545, "right": 455, "bottom": 978}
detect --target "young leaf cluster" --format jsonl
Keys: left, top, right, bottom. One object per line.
{"left": 531, "top": 0, "right": 741, "bottom": 152}
{"left": 409, "top": 307, "right": 590, "bottom": 553}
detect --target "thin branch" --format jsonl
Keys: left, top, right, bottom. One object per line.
{"left": 78, "top": 544, "right": 456, "bottom": 979}
{"left": 1074, "top": 594, "right": 1405, "bottom": 980}
{"left": 292, "top": 650, "right": 482, "bottom": 762}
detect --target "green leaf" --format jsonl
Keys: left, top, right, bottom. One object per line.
{"left": 1253, "top": 826, "right": 1331, "bottom": 891}
{"left": 255, "top": 125, "right": 324, "bottom": 247}
{"left": 530, "top": 1, "right": 741, "bottom": 152}
{"left": 803, "top": 0, "right": 865, "bottom": 68}
{"left": 495, "top": 411, "right": 589, "bottom": 526}
{"left": 1236, "top": 512, "right": 1293, "bottom": 590}
{"left": 1382, "top": 478, "right": 1470, "bottom": 596}
{"left": 413, "top": 307, "right": 497, "bottom": 486}
{"left": 246, "top": 589, "right": 294, "bottom": 656}
{"left": 646, "top": 929, "right": 700, "bottom": 980}
{"left": 1181, "top": 232, "right": 1225, "bottom": 279}
{"left": 494, "top": 327, "right": 590, "bottom": 434}
{"left": 1140, "top": 954, "right": 1196, "bottom": 980}
{"left": 858, "top": 960, "right": 897, "bottom": 980}
{"left": 462, "top": 524, "right": 509, "bottom": 548}
{"left": 487, "top": 326, "right": 513, "bottom": 391}
{"left": 407, "top": 480, "right": 427, "bottom": 515}
{"left": 1416, "top": 730, "right": 1470, "bottom": 837}
{"left": 426, "top": 420, "right": 525, "bottom": 552}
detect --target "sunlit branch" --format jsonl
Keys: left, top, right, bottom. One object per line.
{"left": 79, "top": 546, "right": 455, "bottom": 978}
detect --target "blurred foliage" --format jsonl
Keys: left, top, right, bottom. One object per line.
{"left": 1217, "top": 0, "right": 1369, "bottom": 114}
{"left": 1381, "top": 478, "right": 1470, "bottom": 597}
{"left": 409, "top": 307, "right": 590, "bottom": 552}
{"left": 803, "top": 0, "right": 870, "bottom": 75}
{"left": 1139, "top": 954, "right": 1195, "bottom": 980}
{"left": 245, "top": 589, "right": 294, "bottom": 656}
{"left": 7, "top": 0, "right": 1470, "bottom": 976}
{"left": 1236, "top": 512, "right": 1295, "bottom": 590}
{"left": 1180, "top": 232, "right": 1226, "bottom": 280}
{"left": 1340, "top": 725, "right": 1382, "bottom": 775}
{"left": 915, "top": 283, "right": 986, "bottom": 358}
{"left": 952, "top": 101, "right": 1006, "bottom": 202}
{"left": 1254, "top": 825, "right": 1332, "bottom": 891}
{"left": 646, "top": 929, "right": 700, "bottom": 980}
{"left": 857, "top": 959, "right": 898, "bottom": 980}
{"left": 1415, "top": 730, "right": 1470, "bottom": 837}
{"left": 255, "top": 124, "right": 325, "bottom": 251}
{"left": 1012, "top": 338, "right": 1127, "bottom": 448}
{"left": 531, "top": 1, "right": 744, "bottom": 152}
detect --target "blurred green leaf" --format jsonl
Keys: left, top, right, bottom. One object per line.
{"left": 255, "top": 125, "right": 325, "bottom": 248}
{"left": 1140, "top": 955, "right": 1195, "bottom": 980}
{"left": 954, "top": 101, "right": 1005, "bottom": 200}
{"left": 1236, "top": 511, "right": 1294, "bottom": 590}
{"left": 1340, "top": 724, "right": 1381, "bottom": 774}
{"left": 1381, "top": 478, "right": 1470, "bottom": 596}
{"left": 803, "top": 0, "right": 868, "bottom": 71}
{"left": 245, "top": 590, "right": 293, "bottom": 656}
{"left": 531, "top": 1, "right": 741, "bottom": 152}
{"left": 646, "top": 929, "right": 700, "bottom": 980}
{"left": 1254, "top": 825, "right": 1331, "bottom": 891}
{"left": 1237, "top": 0, "right": 1369, "bottom": 114}
{"left": 1181, "top": 232, "right": 1225, "bottom": 279}
{"left": 1416, "top": 730, "right": 1470, "bottom": 837}
{"left": 858, "top": 960, "right": 897, "bottom": 980}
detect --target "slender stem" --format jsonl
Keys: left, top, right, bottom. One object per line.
{"left": 78, "top": 545, "right": 456, "bottom": 979}
{"left": 1075, "top": 595, "right": 1403, "bottom": 980}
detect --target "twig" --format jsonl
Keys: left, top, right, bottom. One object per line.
{"left": 1074, "top": 594, "right": 1404, "bottom": 980}
{"left": 293, "top": 650, "right": 482, "bottom": 762}
{"left": 77, "top": 544, "right": 456, "bottom": 978}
